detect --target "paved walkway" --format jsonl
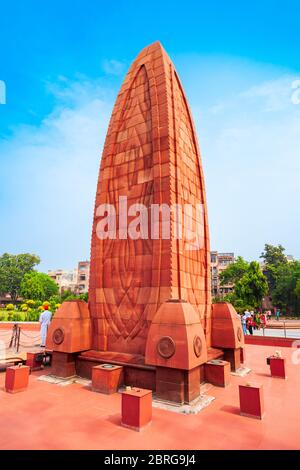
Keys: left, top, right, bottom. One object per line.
{"left": 0, "top": 343, "right": 299, "bottom": 449}
{"left": 267, "top": 319, "right": 300, "bottom": 329}
{"left": 253, "top": 328, "right": 300, "bottom": 339}
{"left": 0, "top": 328, "right": 41, "bottom": 362}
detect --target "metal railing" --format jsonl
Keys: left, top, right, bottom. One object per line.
{"left": 8, "top": 323, "right": 21, "bottom": 352}
{"left": 253, "top": 320, "right": 300, "bottom": 339}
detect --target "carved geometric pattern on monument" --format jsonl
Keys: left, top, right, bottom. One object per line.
{"left": 90, "top": 42, "right": 212, "bottom": 354}
{"left": 171, "top": 71, "right": 210, "bottom": 328}
{"left": 101, "top": 65, "right": 157, "bottom": 341}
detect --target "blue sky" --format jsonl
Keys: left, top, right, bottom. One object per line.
{"left": 0, "top": 1, "right": 300, "bottom": 271}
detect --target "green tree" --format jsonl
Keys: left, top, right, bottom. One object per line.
{"left": 272, "top": 261, "right": 300, "bottom": 315}
{"left": 0, "top": 253, "right": 40, "bottom": 302}
{"left": 20, "top": 271, "right": 59, "bottom": 302}
{"left": 79, "top": 292, "right": 88, "bottom": 302}
{"left": 260, "top": 244, "right": 287, "bottom": 266}
{"left": 222, "top": 294, "right": 255, "bottom": 314}
{"left": 295, "top": 279, "right": 300, "bottom": 300}
{"left": 235, "top": 262, "right": 268, "bottom": 309}
{"left": 60, "top": 289, "right": 74, "bottom": 301}
{"left": 219, "top": 256, "right": 249, "bottom": 286}
{"left": 260, "top": 244, "right": 288, "bottom": 294}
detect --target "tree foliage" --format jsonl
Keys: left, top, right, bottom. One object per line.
{"left": 60, "top": 289, "right": 75, "bottom": 301}
{"left": 0, "top": 253, "right": 40, "bottom": 301}
{"left": 260, "top": 244, "right": 287, "bottom": 266}
{"left": 260, "top": 244, "right": 288, "bottom": 294}
{"left": 221, "top": 294, "right": 255, "bottom": 314}
{"left": 272, "top": 261, "right": 300, "bottom": 314}
{"left": 219, "top": 256, "right": 249, "bottom": 286}
{"left": 235, "top": 261, "right": 268, "bottom": 308}
{"left": 20, "top": 271, "right": 59, "bottom": 302}
{"left": 60, "top": 290, "right": 88, "bottom": 303}
{"left": 219, "top": 258, "right": 268, "bottom": 310}
{"left": 295, "top": 279, "right": 300, "bottom": 300}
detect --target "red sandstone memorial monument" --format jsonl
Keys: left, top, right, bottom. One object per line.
{"left": 47, "top": 42, "right": 244, "bottom": 404}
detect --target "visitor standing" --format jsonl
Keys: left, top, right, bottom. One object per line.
{"left": 241, "top": 313, "right": 248, "bottom": 335}
{"left": 260, "top": 312, "right": 267, "bottom": 328}
{"left": 244, "top": 309, "right": 251, "bottom": 319}
{"left": 255, "top": 311, "right": 261, "bottom": 330}
{"left": 276, "top": 308, "right": 281, "bottom": 321}
{"left": 39, "top": 305, "right": 52, "bottom": 348}
{"left": 247, "top": 315, "right": 254, "bottom": 335}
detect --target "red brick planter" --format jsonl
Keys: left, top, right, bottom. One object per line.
{"left": 269, "top": 357, "right": 286, "bottom": 379}
{"left": 92, "top": 364, "right": 123, "bottom": 394}
{"left": 5, "top": 365, "right": 30, "bottom": 393}
{"left": 239, "top": 383, "right": 264, "bottom": 419}
{"left": 121, "top": 387, "right": 152, "bottom": 431}
{"left": 204, "top": 360, "right": 230, "bottom": 387}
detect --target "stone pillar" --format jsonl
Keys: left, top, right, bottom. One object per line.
{"left": 46, "top": 300, "right": 91, "bottom": 378}
{"left": 146, "top": 300, "right": 207, "bottom": 404}
{"left": 184, "top": 367, "right": 201, "bottom": 403}
{"left": 239, "top": 383, "right": 264, "bottom": 419}
{"left": 5, "top": 365, "right": 30, "bottom": 393}
{"left": 92, "top": 364, "right": 123, "bottom": 394}
{"left": 211, "top": 303, "right": 244, "bottom": 372}
{"left": 223, "top": 348, "right": 241, "bottom": 372}
{"left": 204, "top": 360, "right": 231, "bottom": 387}
{"left": 51, "top": 352, "right": 76, "bottom": 378}
{"left": 121, "top": 387, "right": 152, "bottom": 431}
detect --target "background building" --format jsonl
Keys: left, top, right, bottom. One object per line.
{"left": 48, "top": 260, "right": 90, "bottom": 295}
{"left": 48, "top": 268, "right": 78, "bottom": 294}
{"left": 211, "top": 252, "right": 235, "bottom": 298}
{"left": 76, "top": 261, "right": 90, "bottom": 294}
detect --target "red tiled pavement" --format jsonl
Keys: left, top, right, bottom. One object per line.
{"left": 0, "top": 344, "right": 299, "bottom": 450}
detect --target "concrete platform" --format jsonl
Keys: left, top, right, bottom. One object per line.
{"left": 0, "top": 344, "right": 299, "bottom": 450}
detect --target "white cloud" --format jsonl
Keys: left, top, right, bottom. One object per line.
{"left": 0, "top": 77, "right": 114, "bottom": 271}
{"left": 192, "top": 69, "right": 300, "bottom": 260}
{"left": 240, "top": 76, "right": 299, "bottom": 111}
{"left": 102, "top": 59, "right": 126, "bottom": 76}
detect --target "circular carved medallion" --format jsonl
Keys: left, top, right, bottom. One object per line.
{"left": 157, "top": 336, "right": 176, "bottom": 359}
{"left": 193, "top": 335, "right": 202, "bottom": 357}
{"left": 237, "top": 327, "right": 242, "bottom": 341}
{"left": 52, "top": 328, "right": 65, "bottom": 345}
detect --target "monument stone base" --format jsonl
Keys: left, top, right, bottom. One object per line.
{"left": 223, "top": 348, "right": 241, "bottom": 372}
{"left": 51, "top": 352, "right": 77, "bottom": 378}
